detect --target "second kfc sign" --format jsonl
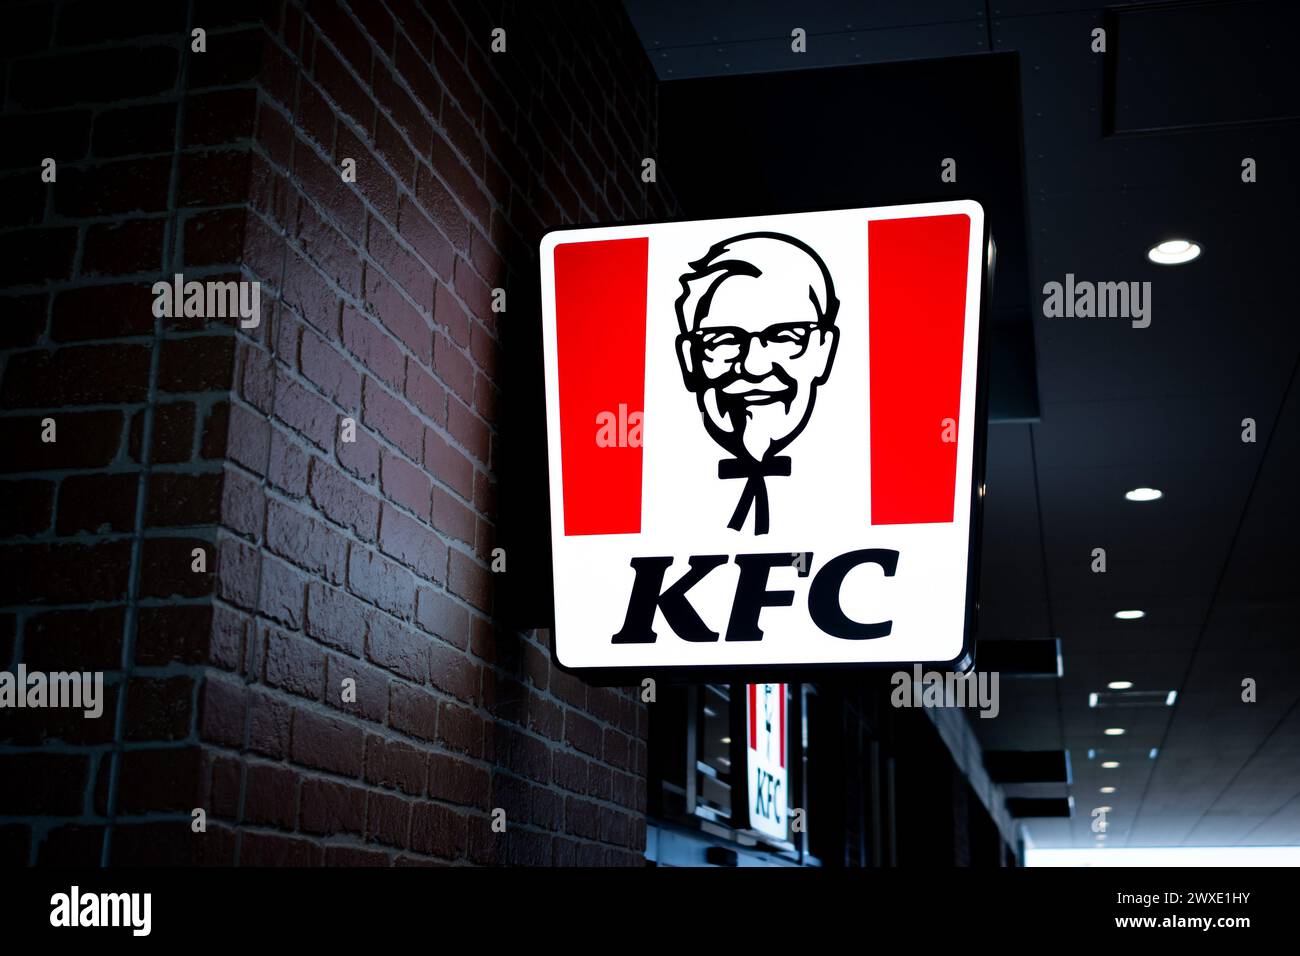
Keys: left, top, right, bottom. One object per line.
{"left": 539, "top": 201, "right": 988, "bottom": 673}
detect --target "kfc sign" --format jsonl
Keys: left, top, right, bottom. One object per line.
{"left": 539, "top": 201, "right": 987, "bottom": 672}
{"left": 744, "top": 683, "right": 788, "bottom": 842}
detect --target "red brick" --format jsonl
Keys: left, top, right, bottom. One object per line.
{"left": 292, "top": 196, "right": 358, "bottom": 297}
{"left": 241, "top": 832, "right": 320, "bottom": 866}
{"left": 409, "top": 802, "right": 467, "bottom": 859}
{"left": 0, "top": 755, "right": 88, "bottom": 815}
{"left": 365, "top": 265, "right": 432, "bottom": 363}
{"left": 379, "top": 503, "right": 447, "bottom": 581}
{"left": 179, "top": 150, "right": 252, "bottom": 208}
{"left": 291, "top": 707, "right": 364, "bottom": 777}
{"left": 274, "top": 369, "right": 338, "bottom": 451}
{"left": 437, "top": 700, "right": 482, "bottom": 758}
{"left": 257, "top": 553, "right": 307, "bottom": 629}
{"left": 266, "top": 498, "right": 347, "bottom": 583}
{"left": 342, "top": 305, "right": 405, "bottom": 390}
{"left": 24, "top": 606, "right": 124, "bottom": 671}
{"left": 565, "top": 709, "right": 603, "bottom": 759}
{"left": 406, "top": 359, "right": 448, "bottom": 424}
{"left": 159, "top": 335, "right": 237, "bottom": 392}
{"left": 379, "top": 449, "right": 431, "bottom": 519}
{"left": 366, "top": 611, "right": 428, "bottom": 682}
{"left": 299, "top": 778, "right": 366, "bottom": 836}
{"left": 300, "top": 326, "right": 362, "bottom": 408}
{"left": 414, "top": 585, "right": 468, "bottom": 648}
{"left": 336, "top": 423, "right": 380, "bottom": 489}
{"left": 309, "top": 458, "right": 379, "bottom": 540}
{"left": 430, "top": 484, "right": 474, "bottom": 545}
{"left": 2, "top": 344, "right": 150, "bottom": 406}
{"left": 0, "top": 540, "right": 131, "bottom": 605}
{"left": 389, "top": 682, "right": 438, "bottom": 742}
{"left": 249, "top": 691, "right": 292, "bottom": 758}
{"left": 349, "top": 546, "right": 416, "bottom": 619}
{"left": 282, "top": 251, "right": 342, "bottom": 338}
{"left": 216, "top": 470, "right": 259, "bottom": 541}
{"left": 198, "top": 674, "right": 246, "bottom": 748}
{"left": 446, "top": 398, "right": 490, "bottom": 465}
{"left": 294, "top": 134, "right": 365, "bottom": 237}
{"left": 427, "top": 752, "right": 489, "bottom": 809}
{"left": 186, "top": 88, "right": 258, "bottom": 147}
{"left": 264, "top": 625, "right": 326, "bottom": 700}
{"left": 314, "top": 40, "right": 374, "bottom": 131}
{"left": 423, "top": 428, "right": 473, "bottom": 499}
{"left": 366, "top": 790, "right": 412, "bottom": 847}
{"left": 428, "top": 640, "right": 478, "bottom": 705}
{"left": 365, "top": 378, "right": 424, "bottom": 461}
{"left": 306, "top": 582, "right": 369, "bottom": 657}
{"left": 433, "top": 330, "right": 473, "bottom": 404}
{"left": 244, "top": 763, "right": 298, "bottom": 828}
{"left": 56, "top": 472, "right": 138, "bottom": 535}
{"left": 183, "top": 206, "right": 247, "bottom": 263}
{"left": 146, "top": 471, "right": 222, "bottom": 527}
{"left": 366, "top": 215, "right": 434, "bottom": 307}
{"left": 447, "top": 548, "right": 490, "bottom": 612}
{"left": 433, "top": 279, "right": 471, "bottom": 346}
{"left": 129, "top": 401, "right": 197, "bottom": 464}
{"left": 326, "top": 653, "right": 389, "bottom": 723}
{"left": 335, "top": 126, "right": 399, "bottom": 224}
{"left": 83, "top": 218, "right": 165, "bottom": 275}
{"left": 363, "top": 735, "right": 427, "bottom": 795}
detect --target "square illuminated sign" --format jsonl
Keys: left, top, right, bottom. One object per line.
{"left": 539, "top": 201, "right": 987, "bottom": 674}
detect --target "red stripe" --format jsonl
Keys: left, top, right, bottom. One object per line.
{"left": 749, "top": 684, "right": 757, "bottom": 750}
{"left": 779, "top": 684, "right": 785, "bottom": 769}
{"left": 553, "top": 238, "right": 649, "bottom": 535}
{"left": 869, "top": 214, "right": 971, "bottom": 525}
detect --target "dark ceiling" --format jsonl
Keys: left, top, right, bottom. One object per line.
{"left": 623, "top": 0, "right": 1300, "bottom": 851}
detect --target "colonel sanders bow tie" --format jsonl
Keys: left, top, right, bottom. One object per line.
{"left": 718, "top": 455, "right": 791, "bottom": 535}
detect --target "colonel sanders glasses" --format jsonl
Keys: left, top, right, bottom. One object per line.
{"left": 686, "top": 321, "right": 828, "bottom": 365}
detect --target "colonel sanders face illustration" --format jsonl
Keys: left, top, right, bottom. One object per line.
{"left": 675, "top": 233, "right": 839, "bottom": 534}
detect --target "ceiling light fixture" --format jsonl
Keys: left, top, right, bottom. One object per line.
{"left": 1102, "top": 761, "right": 1121, "bottom": 769}
{"left": 1100, "top": 787, "right": 1117, "bottom": 794}
{"left": 1148, "top": 238, "right": 1201, "bottom": 265}
{"left": 1114, "top": 610, "right": 1146, "bottom": 620}
{"left": 1125, "top": 487, "right": 1163, "bottom": 502}
{"left": 1107, "top": 681, "right": 1133, "bottom": 690}
{"left": 1104, "top": 728, "right": 1126, "bottom": 736}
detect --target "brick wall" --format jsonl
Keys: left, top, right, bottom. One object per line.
{"left": 1, "top": 0, "right": 673, "bottom": 866}
{"left": 0, "top": 0, "right": 261, "bottom": 865}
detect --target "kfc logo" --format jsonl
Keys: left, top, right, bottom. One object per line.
{"left": 539, "top": 201, "right": 986, "bottom": 673}
{"left": 745, "top": 682, "right": 787, "bottom": 841}
{"left": 675, "top": 233, "right": 840, "bottom": 534}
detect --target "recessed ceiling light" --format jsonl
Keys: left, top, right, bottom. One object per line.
{"left": 1165, "top": 691, "right": 1177, "bottom": 706}
{"left": 1096, "top": 806, "right": 1113, "bottom": 813}
{"left": 1148, "top": 238, "right": 1201, "bottom": 265}
{"left": 1102, "top": 761, "right": 1121, "bottom": 769}
{"left": 1125, "top": 487, "right": 1163, "bottom": 502}
{"left": 1104, "top": 728, "right": 1126, "bottom": 736}
{"left": 1114, "top": 610, "right": 1145, "bottom": 620}
{"left": 1107, "top": 681, "right": 1133, "bottom": 690}
{"left": 1100, "top": 786, "right": 1116, "bottom": 794}
{"left": 720, "top": 737, "right": 731, "bottom": 745}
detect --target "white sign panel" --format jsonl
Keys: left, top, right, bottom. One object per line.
{"left": 745, "top": 683, "right": 788, "bottom": 841}
{"left": 539, "top": 200, "right": 986, "bottom": 671}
